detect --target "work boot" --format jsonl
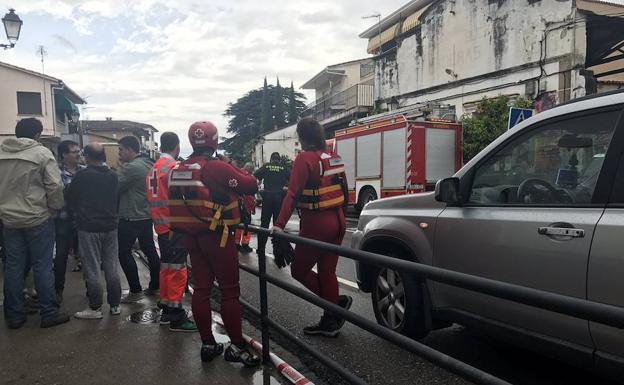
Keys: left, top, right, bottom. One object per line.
{"left": 224, "top": 342, "right": 261, "bottom": 367}
{"left": 169, "top": 319, "right": 198, "bottom": 333}
{"left": 41, "top": 312, "right": 70, "bottom": 328}
{"left": 240, "top": 244, "right": 253, "bottom": 253}
{"left": 159, "top": 312, "right": 171, "bottom": 325}
{"left": 335, "top": 295, "right": 354, "bottom": 329}
{"left": 201, "top": 343, "right": 224, "bottom": 362}
{"left": 6, "top": 318, "right": 26, "bottom": 330}
{"left": 303, "top": 315, "right": 341, "bottom": 337}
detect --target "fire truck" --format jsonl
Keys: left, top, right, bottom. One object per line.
{"left": 333, "top": 115, "right": 462, "bottom": 210}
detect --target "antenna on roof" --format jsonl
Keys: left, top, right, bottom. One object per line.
{"left": 37, "top": 45, "right": 48, "bottom": 116}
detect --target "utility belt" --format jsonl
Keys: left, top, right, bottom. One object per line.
{"left": 168, "top": 199, "right": 240, "bottom": 247}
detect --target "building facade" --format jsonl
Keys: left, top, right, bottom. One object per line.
{"left": 0, "top": 61, "right": 85, "bottom": 149}
{"left": 359, "top": 0, "right": 624, "bottom": 118}
{"left": 301, "top": 58, "right": 375, "bottom": 132}
{"left": 254, "top": 123, "right": 299, "bottom": 168}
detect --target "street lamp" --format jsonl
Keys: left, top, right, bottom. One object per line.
{"left": 362, "top": 12, "right": 382, "bottom": 54}
{"left": 2, "top": 9, "right": 22, "bottom": 50}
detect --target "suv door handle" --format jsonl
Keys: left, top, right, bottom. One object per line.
{"left": 537, "top": 226, "right": 585, "bottom": 238}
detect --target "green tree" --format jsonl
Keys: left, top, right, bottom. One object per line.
{"left": 261, "top": 77, "right": 273, "bottom": 132}
{"left": 222, "top": 81, "right": 307, "bottom": 161}
{"left": 462, "top": 96, "right": 533, "bottom": 162}
{"left": 288, "top": 81, "right": 298, "bottom": 124}
{"left": 274, "top": 77, "right": 286, "bottom": 128}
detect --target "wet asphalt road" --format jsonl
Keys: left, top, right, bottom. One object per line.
{"left": 239, "top": 208, "right": 622, "bottom": 385}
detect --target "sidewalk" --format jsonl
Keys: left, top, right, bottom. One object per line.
{"left": 0, "top": 257, "right": 289, "bottom": 385}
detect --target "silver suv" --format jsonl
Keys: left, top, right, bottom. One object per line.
{"left": 352, "top": 90, "right": 624, "bottom": 375}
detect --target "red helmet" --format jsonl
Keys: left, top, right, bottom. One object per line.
{"left": 188, "top": 121, "right": 218, "bottom": 150}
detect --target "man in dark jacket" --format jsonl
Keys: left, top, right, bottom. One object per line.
{"left": 116, "top": 136, "right": 160, "bottom": 303}
{"left": 67, "top": 144, "right": 122, "bottom": 319}
{"left": 254, "top": 152, "right": 289, "bottom": 256}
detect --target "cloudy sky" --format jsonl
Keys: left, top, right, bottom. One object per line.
{"left": 0, "top": 0, "right": 407, "bottom": 153}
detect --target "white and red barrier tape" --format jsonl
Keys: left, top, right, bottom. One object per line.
{"left": 212, "top": 312, "right": 314, "bottom": 385}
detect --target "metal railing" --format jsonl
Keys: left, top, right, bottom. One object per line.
{"left": 236, "top": 224, "right": 624, "bottom": 385}
{"left": 302, "top": 84, "right": 374, "bottom": 122}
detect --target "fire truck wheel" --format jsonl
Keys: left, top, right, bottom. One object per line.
{"left": 355, "top": 187, "right": 377, "bottom": 212}
{"left": 372, "top": 264, "right": 429, "bottom": 339}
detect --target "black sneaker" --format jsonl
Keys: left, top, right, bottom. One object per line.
{"left": 41, "top": 312, "right": 70, "bottom": 328}
{"left": 224, "top": 343, "right": 261, "bottom": 367}
{"left": 335, "top": 295, "right": 353, "bottom": 329}
{"left": 303, "top": 315, "right": 340, "bottom": 337}
{"left": 201, "top": 343, "right": 224, "bottom": 362}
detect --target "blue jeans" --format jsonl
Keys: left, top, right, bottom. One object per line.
{"left": 3, "top": 218, "right": 59, "bottom": 322}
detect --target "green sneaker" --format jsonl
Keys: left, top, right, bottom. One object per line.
{"left": 169, "top": 320, "right": 198, "bottom": 333}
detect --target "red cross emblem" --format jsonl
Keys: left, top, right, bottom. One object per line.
{"left": 194, "top": 128, "right": 206, "bottom": 138}
{"left": 148, "top": 169, "right": 159, "bottom": 196}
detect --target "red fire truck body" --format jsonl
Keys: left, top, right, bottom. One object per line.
{"left": 333, "top": 115, "right": 462, "bottom": 209}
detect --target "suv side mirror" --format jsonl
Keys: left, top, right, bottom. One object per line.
{"left": 435, "top": 177, "right": 461, "bottom": 204}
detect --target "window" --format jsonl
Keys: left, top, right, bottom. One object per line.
{"left": 17, "top": 92, "right": 43, "bottom": 115}
{"left": 469, "top": 111, "right": 620, "bottom": 205}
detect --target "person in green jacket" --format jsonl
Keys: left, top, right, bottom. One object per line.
{"left": 116, "top": 136, "right": 160, "bottom": 303}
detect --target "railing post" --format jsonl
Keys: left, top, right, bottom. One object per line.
{"left": 258, "top": 250, "right": 271, "bottom": 365}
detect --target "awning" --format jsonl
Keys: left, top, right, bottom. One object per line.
{"left": 367, "top": 23, "right": 401, "bottom": 54}
{"left": 54, "top": 93, "right": 80, "bottom": 119}
{"left": 401, "top": 5, "right": 431, "bottom": 34}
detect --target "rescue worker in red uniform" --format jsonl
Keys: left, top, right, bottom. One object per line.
{"left": 273, "top": 118, "right": 353, "bottom": 337}
{"left": 145, "top": 132, "right": 197, "bottom": 332}
{"left": 166, "top": 121, "right": 260, "bottom": 366}
{"left": 234, "top": 162, "right": 256, "bottom": 253}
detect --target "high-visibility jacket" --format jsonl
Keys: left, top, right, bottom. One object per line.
{"left": 296, "top": 151, "right": 347, "bottom": 211}
{"left": 146, "top": 154, "right": 177, "bottom": 235}
{"left": 167, "top": 156, "right": 241, "bottom": 247}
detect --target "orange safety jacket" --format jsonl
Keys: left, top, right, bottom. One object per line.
{"left": 296, "top": 151, "right": 347, "bottom": 211}
{"left": 146, "top": 154, "right": 177, "bottom": 235}
{"left": 167, "top": 157, "right": 241, "bottom": 247}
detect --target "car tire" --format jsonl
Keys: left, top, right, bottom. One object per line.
{"left": 355, "top": 187, "right": 377, "bottom": 212}
{"left": 371, "top": 265, "right": 429, "bottom": 339}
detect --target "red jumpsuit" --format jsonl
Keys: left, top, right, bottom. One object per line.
{"left": 182, "top": 157, "right": 258, "bottom": 345}
{"left": 275, "top": 150, "right": 347, "bottom": 305}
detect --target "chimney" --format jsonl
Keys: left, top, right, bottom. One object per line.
{"left": 105, "top": 117, "right": 112, "bottom": 121}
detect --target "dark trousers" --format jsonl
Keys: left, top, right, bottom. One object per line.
{"left": 117, "top": 219, "right": 160, "bottom": 293}
{"left": 257, "top": 192, "right": 284, "bottom": 253}
{"left": 3, "top": 219, "right": 59, "bottom": 322}
{"left": 54, "top": 218, "right": 76, "bottom": 294}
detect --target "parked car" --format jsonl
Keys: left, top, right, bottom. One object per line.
{"left": 352, "top": 89, "right": 624, "bottom": 377}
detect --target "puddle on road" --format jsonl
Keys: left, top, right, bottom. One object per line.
{"left": 128, "top": 308, "right": 161, "bottom": 324}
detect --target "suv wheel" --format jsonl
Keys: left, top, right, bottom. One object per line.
{"left": 372, "top": 266, "right": 429, "bottom": 339}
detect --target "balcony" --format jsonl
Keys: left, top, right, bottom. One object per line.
{"left": 303, "top": 84, "right": 374, "bottom": 122}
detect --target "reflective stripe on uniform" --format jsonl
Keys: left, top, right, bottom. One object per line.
{"left": 168, "top": 180, "right": 205, "bottom": 187}
{"left": 160, "top": 262, "right": 186, "bottom": 270}
{"left": 150, "top": 200, "right": 168, "bottom": 208}
{"left": 321, "top": 166, "right": 345, "bottom": 177}
{"left": 168, "top": 216, "right": 240, "bottom": 226}
{"left": 301, "top": 184, "right": 342, "bottom": 197}
{"left": 168, "top": 200, "right": 239, "bottom": 211}
{"left": 297, "top": 195, "right": 344, "bottom": 210}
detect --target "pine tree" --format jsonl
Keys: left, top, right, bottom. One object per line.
{"left": 260, "top": 77, "right": 273, "bottom": 132}
{"left": 288, "top": 81, "right": 298, "bottom": 124}
{"left": 274, "top": 77, "right": 286, "bottom": 128}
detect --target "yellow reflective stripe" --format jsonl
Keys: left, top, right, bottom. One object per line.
{"left": 220, "top": 225, "right": 229, "bottom": 248}
{"left": 168, "top": 200, "right": 238, "bottom": 211}
{"left": 301, "top": 184, "right": 342, "bottom": 196}
{"left": 169, "top": 217, "right": 240, "bottom": 225}
{"left": 296, "top": 195, "right": 344, "bottom": 210}
{"left": 318, "top": 195, "right": 344, "bottom": 208}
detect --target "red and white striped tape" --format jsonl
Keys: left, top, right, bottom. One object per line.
{"left": 212, "top": 312, "right": 314, "bottom": 385}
